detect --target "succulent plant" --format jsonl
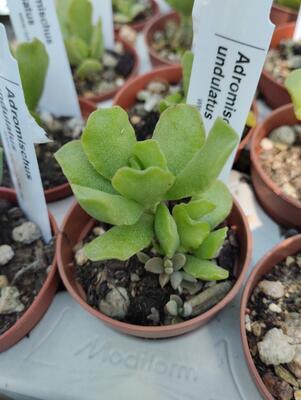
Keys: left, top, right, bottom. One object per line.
{"left": 113, "top": 0, "right": 149, "bottom": 24}
{"left": 56, "top": 0, "right": 104, "bottom": 81}
{"left": 276, "top": 0, "right": 301, "bottom": 10}
{"left": 55, "top": 104, "right": 239, "bottom": 303}
{"left": 165, "top": 294, "right": 192, "bottom": 318}
{"left": 285, "top": 69, "right": 301, "bottom": 119}
{"left": 165, "top": 0, "right": 194, "bottom": 52}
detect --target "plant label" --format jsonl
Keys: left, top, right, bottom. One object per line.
{"left": 188, "top": 0, "right": 274, "bottom": 181}
{"left": 294, "top": 5, "right": 301, "bottom": 40}
{"left": 0, "top": 24, "right": 51, "bottom": 242}
{"left": 90, "top": 0, "right": 114, "bottom": 50}
{"left": 7, "top": 0, "right": 81, "bottom": 118}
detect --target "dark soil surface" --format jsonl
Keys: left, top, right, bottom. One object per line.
{"left": 0, "top": 199, "right": 55, "bottom": 336}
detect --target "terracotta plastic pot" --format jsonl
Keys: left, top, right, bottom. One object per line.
{"left": 113, "top": 64, "right": 258, "bottom": 162}
{"left": 114, "top": 0, "right": 160, "bottom": 33}
{"left": 0, "top": 190, "right": 59, "bottom": 352}
{"left": 0, "top": 98, "right": 96, "bottom": 204}
{"left": 80, "top": 38, "right": 140, "bottom": 105}
{"left": 251, "top": 103, "right": 301, "bottom": 229}
{"left": 144, "top": 11, "right": 181, "bottom": 68}
{"left": 259, "top": 22, "right": 295, "bottom": 109}
{"left": 240, "top": 234, "right": 301, "bottom": 400}
{"left": 271, "top": 4, "right": 297, "bottom": 26}
{"left": 57, "top": 198, "right": 252, "bottom": 339}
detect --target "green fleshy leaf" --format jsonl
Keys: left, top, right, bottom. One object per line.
{"left": 90, "top": 18, "right": 104, "bottom": 60}
{"left": 84, "top": 214, "right": 154, "bottom": 261}
{"left": 128, "top": 156, "right": 143, "bottom": 170}
{"left": 184, "top": 256, "right": 229, "bottom": 281}
{"left": 15, "top": 39, "right": 49, "bottom": 112}
{"left": 182, "top": 51, "right": 194, "bottom": 99}
{"left": 153, "top": 105, "right": 206, "bottom": 175}
{"left": 193, "top": 181, "right": 233, "bottom": 229}
{"left": 195, "top": 227, "right": 228, "bottom": 259}
{"left": 173, "top": 204, "right": 210, "bottom": 251}
{"left": 82, "top": 107, "right": 137, "bottom": 180}
{"left": 276, "top": 0, "right": 301, "bottom": 10}
{"left": 71, "top": 184, "right": 144, "bottom": 226}
{"left": 76, "top": 59, "right": 102, "bottom": 80}
{"left": 55, "top": 140, "right": 115, "bottom": 194}
{"left": 56, "top": 0, "right": 73, "bottom": 38}
{"left": 0, "top": 147, "right": 3, "bottom": 185}
{"left": 112, "top": 166, "right": 175, "bottom": 209}
{"left": 159, "top": 93, "right": 183, "bottom": 114}
{"left": 68, "top": 0, "right": 93, "bottom": 44}
{"left": 180, "top": 199, "right": 216, "bottom": 220}
{"left": 164, "top": 0, "right": 194, "bottom": 16}
{"left": 246, "top": 111, "right": 256, "bottom": 129}
{"left": 65, "top": 36, "right": 89, "bottom": 66}
{"left": 133, "top": 140, "right": 167, "bottom": 170}
{"left": 285, "top": 69, "right": 301, "bottom": 120}
{"left": 166, "top": 118, "right": 239, "bottom": 200}
{"left": 154, "top": 203, "right": 180, "bottom": 258}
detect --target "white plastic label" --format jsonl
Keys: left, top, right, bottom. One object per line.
{"left": 188, "top": 0, "right": 274, "bottom": 181}
{"left": 0, "top": 24, "right": 51, "bottom": 242}
{"left": 7, "top": 0, "right": 81, "bottom": 118}
{"left": 90, "top": 0, "right": 114, "bottom": 50}
{"left": 294, "top": 5, "right": 301, "bottom": 40}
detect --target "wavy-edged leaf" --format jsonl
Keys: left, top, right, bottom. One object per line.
{"left": 68, "top": 0, "right": 93, "bottom": 44}
{"left": 56, "top": 0, "right": 73, "bottom": 38}
{"left": 173, "top": 204, "right": 210, "bottom": 251}
{"left": 15, "top": 39, "right": 49, "bottom": 112}
{"left": 112, "top": 166, "right": 175, "bottom": 208}
{"left": 72, "top": 184, "right": 144, "bottom": 225}
{"left": 166, "top": 118, "right": 239, "bottom": 200}
{"left": 76, "top": 59, "right": 102, "bottom": 80}
{"left": 182, "top": 51, "right": 194, "bottom": 99}
{"left": 184, "top": 256, "right": 229, "bottom": 281}
{"left": 285, "top": 69, "right": 301, "bottom": 120}
{"left": 90, "top": 18, "right": 104, "bottom": 60}
{"left": 65, "top": 36, "right": 89, "bottom": 66}
{"left": 154, "top": 203, "right": 179, "bottom": 258}
{"left": 82, "top": 107, "right": 137, "bottom": 180}
{"left": 193, "top": 181, "right": 233, "bottom": 229}
{"left": 153, "top": 105, "right": 206, "bottom": 176}
{"left": 84, "top": 214, "right": 154, "bottom": 261}
{"left": 159, "top": 93, "right": 183, "bottom": 113}
{"left": 195, "top": 227, "right": 228, "bottom": 259}
{"left": 55, "top": 140, "right": 115, "bottom": 194}
{"left": 133, "top": 139, "right": 167, "bottom": 170}
{"left": 179, "top": 199, "right": 215, "bottom": 220}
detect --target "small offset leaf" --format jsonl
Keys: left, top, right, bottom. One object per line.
{"left": 246, "top": 111, "right": 257, "bottom": 129}
{"left": 154, "top": 203, "right": 180, "bottom": 258}
{"left": 180, "top": 199, "right": 216, "bottom": 220}
{"left": 55, "top": 140, "right": 115, "bottom": 194}
{"left": 153, "top": 105, "right": 206, "bottom": 176}
{"left": 184, "top": 256, "right": 229, "bottom": 281}
{"left": 133, "top": 140, "right": 167, "bottom": 170}
{"left": 65, "top": 36, "right": 89, "bottom": 66}
{"left": 182, "top": 51, "right": 194, "bottom": 99}
{"left": 76, "top": 59, "right": 102, "bottom": 80}
{"left": 90, "top": 18, "right": 104, "bottom": 60}
{"left": 68, "top": 0, "right": 93, "bottom": 44}
{"left": 71, "top": 184, "right": 144, "bottom": 226}
{"left": 173, "top": 205, "right": 210, "bottom": 251}
{"left": 166, "top": 118, "right": 239, "bottom": 200}
{"left": 195, "top": 227, "right": 228, "bottom": 259}
{"left": 15, "top": 39, "right": 49, "bottom": 112}
{"left": 145, "top": 257, "right": 164, "bottom": 274}
{"left": 285, "top": 69, "right": 301, "bottom": 120}
{"left": 112, "top": 166, "right": 175, "bottom": 208}
{"left": 82, "top": 107, "right": 137, "bottom": 180}
{"left": 193, "top": 181, "right": 233, "bottom": 229}
{"left": 165, "top": 0, "right": 194, "bottom": 16}
{"left": 84, "top": 214, "right": 154, "bottom": 261}
{"left": 159, "top": 93, "right": 183, "bottom": 113}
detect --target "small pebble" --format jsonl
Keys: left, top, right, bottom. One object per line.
{"left": 93, "top": 227, "right": 105, "bottom": 236}
{"left": 258, "top": 328, "right": 296, "bottom": 365}
{"left": 12, "top": 222, "right": 41, "bottom": 244}
{"left": 269, "top": 303, "right": 282, "bottom": 313}
{"left": 0, "top": 245, "right": 14, "bottom": 266}
{"left": 99, "top": 287, "right": 130, "bottom": 319}
{"left": 0, "top": 286, "right": 24, "bottom": 314}
{"left": 0, "top": 275, "right": 8, "bottom": 288}
{"left": 75, "top": 248, "right": 88, "bottom": 267}
{"left": 258, "top": 280, "right": 285, "bottom": 299}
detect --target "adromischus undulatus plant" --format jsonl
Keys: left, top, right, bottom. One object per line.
{"left": 56, "top": 0, "right": 104, "bottom": 80}
{"left": 55, "top": 104, "right": 239, "bottom": 306}
{"left": 113, "top": 0, "right": 149, "bottom": 24}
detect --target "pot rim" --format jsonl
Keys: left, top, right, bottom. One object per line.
{"left": 240, "top": 234, "right": 301, "bottom": 400}
{"left": 57, "top": 197, "right": 252, "bottom": 336}
{"left": 114, "top": 0, "right": 160, "bottom": 32}
{"left": 250, "top": 102, "right": 301, "bottom": 211}
{"left": 0, "top": 190, "right": 58, "bottom": 347}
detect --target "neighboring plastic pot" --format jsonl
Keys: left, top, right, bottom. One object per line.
{"left": 0, "top": 98, "right": 96, "bottom": 204}
{"left": 80, "top": 38, "right": 140, "bottom": 105}
{"left": 251, "top": 103, "right": 301, "bottom": 229}
{"left": 240, "top": 234, "right": 301, "bottom": 400}
{"left": 0, "top": 191, "right": 59, "bottom": 352}
{"left": 270, "top": 4, "right": 297, "bottom": 26}
{"left": 259, "top": 22, "right": 295, "bottom": 109}
{"left": 57, "top": 198, "right": 252, "bottom": 339}
{"left": 114, "top": 0, "right": 160, "bottom": 32}
{"left": 144, "top": 11, "right": 181, "bottom": 68}
{"left": 113, "top": 64, "right": 258, "bottom": 162}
